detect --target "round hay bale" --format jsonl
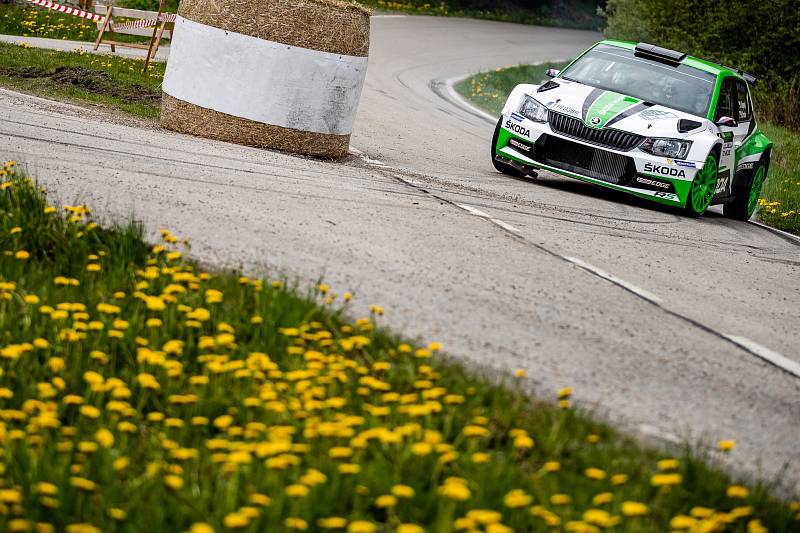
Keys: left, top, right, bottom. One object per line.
{"left": 160, "top": 0, "right": 371, "bottom": 159}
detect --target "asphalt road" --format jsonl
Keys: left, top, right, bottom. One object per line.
{"left": 1, "top": 15, "right": 798, "bottom": 488}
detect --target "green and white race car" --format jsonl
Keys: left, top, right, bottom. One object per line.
{"left": 492, "top": 40, "right": 772, "bottom": 218}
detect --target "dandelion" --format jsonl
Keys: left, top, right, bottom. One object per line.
{"left": 284, "top": 518, "right": 308, "bottom": 530}
{"left": 286, "top": 484, "right": 310, "bottom": 497}
{"left": 375, "top": 494, "right": 397, "bottom": 508}
{"left": 587, "top": 492, "right": 612, "bottom": 506}
{"left": 164, "top": 475, "right": 184, "bottom": 490}
{"left": 621, "top": 501, "right": 649, "bottom": 516}
{"left": 318, "top": 517, "right": 347, "bottom": 529}
{"left": 651, "top": 473, "right": 682, "bottom": 487}
{"left": 550, "top": 494, "right": 572, "bottom": 505}
{"left": 584, "top": 467, "right": 606, "bottom": 480}
{"left": 727, "top": 485, "right": 749, "bottom": 499}
{"left": 347, "top": 521, "right": 376, "bottom": 533}
{"left": 95, "top": 428, "right": 114, "bottom": 448}
{"left": 504, "top": 489, "right": 532, "bottom": 508}
{"left": 718, "top": 439, "right": 736, "bottom": 451}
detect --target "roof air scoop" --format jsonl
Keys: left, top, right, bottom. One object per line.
{"left": 634, "top": 43, "right": 687, "bottom": 66}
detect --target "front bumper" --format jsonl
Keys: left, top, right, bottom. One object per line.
{"left": 495, "top": 113, "right": 700, "bottom": 207}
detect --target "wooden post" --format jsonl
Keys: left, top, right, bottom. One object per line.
{"left": 143, "top": 0, "right": 165, "bottom": 73}
{"left": 93, "top": 5, "right": 112, "bottom": 51}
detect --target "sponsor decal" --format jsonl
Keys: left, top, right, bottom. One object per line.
{"left": 636, "top": 176, "right": 671, "bottom": 189}
{"left": 722, "top": 142, "right": 733, "bottom": 158}
{"left": 590, "top": 116, "right": 601, "bottom": 126}
{"left": 643, "top": 162, "right": 686, "bottom": 178}
{"left": 504, "top": 120, "right": 531, "bottom": 138}
{"left": 666, "top": 159, "right": 695, "bottom": 168}
{"left": 653, "top": 191, "right": 679, "bottom": 201}
{"left": 639, "top": 109, "right": 677, "bottom": 120}
{"left": 714, "top": 176, "right": 729, "bottom": 195}
{"left": 508, "top": 138, "right": 532, "bottom": 153}
{"left": 510, "top": 112, "right": 525, "bottom": 122}
{"left": 736, "top": 161, "right": 754, "bottom": 171}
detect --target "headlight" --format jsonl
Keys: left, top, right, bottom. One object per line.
{"left": 519, "top": 95, "right": 548, "bottom": 123}
{"left": 640, "top": 138, "right": 692, "bottom": 159}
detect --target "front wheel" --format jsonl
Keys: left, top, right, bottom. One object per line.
{"left": 491, "top": 118, "right": 527, "bottom": 178}
{"left": 723, "top": 161, "right": 766, "bottom": 221}
{"left": 684, "top": 153, "right": 718, "bottom": 217}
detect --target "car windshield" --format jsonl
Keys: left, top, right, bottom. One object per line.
{"left": 559, "top": 44, "right": 716, "bottom": 117}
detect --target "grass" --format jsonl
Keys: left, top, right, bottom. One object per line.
{"left": 359, "top": 0, "right": 603, "bottom": 30}
{"left": 0, "top": 41, "right": 163, "bottom": 119}
{"left": 456, "top": 64, "right": 800, "bottom": 236}
{"left": 0, "top": 4, "right": 149, "bottom": 44}
{"left": 0, "top": 160, "right": 798, "bottom": 532}
{"left": 455, "top": 63, "right": 568, "bottom": 116}
{"left": 755, "top": 123, "right": 800, "bottom": 235}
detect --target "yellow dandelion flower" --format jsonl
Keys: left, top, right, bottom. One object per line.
{"left": 347, "top": 521, "right": 375, "bottom": 533}
{"left": 718, "top": 440, "right": 736, "bottom": 451}
{"left": 727, "top": 485, "right": 749, "bottom": 499}
{"left": 621, "top": 501, "right": 649, "bottom": 516}
{"left": 504, "top": 489, "right": 532, "bottom": 508}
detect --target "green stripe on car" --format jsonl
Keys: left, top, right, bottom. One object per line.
{"left": 584, "top": 91, "right": 641, "bottom": 129}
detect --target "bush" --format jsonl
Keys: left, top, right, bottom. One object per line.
{"left": 603, "top": 0, "right": 800, "bottom": 129}
{"left": 361, "top": 0, "right": 605, "bottom": 29}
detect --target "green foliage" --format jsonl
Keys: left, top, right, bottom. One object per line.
{"left": 603, "top": 0, "right": 800, "bottom": 129}
{"left": 756, "top": 122, "right": 800, "bottom": 234}
{"left": 0, "top": 4, "right": 151, "bottom": 42}
{"left": 116, "top": 0, "right": 179, "bottom": 13}
{"left": 359, "top": 0, "right": 605, "bottom": 29}
{"left": 456, "top": 62, "right": 568, "bottom": 116}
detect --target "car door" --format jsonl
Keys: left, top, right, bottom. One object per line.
{"left": 713, "top": 76, "right": 739, "bottom": 197}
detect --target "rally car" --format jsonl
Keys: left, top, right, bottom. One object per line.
{"left": 491, "top": 40, "right": 772, "bottom": 218}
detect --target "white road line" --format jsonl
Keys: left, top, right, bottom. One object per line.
{"left": 455, "top": 203, "right": 492, "bottom": 218}
{"left": 564, "top": 256, "right": 662, "bottom": 304}
{"left": 723, "top": 335, "right": 800, "bottom": 378}
{"left": 749, "top": 220, "right": 800, "bottom": 244}
{"left": 491, "top": 218, "right": 521, "bottom": 233}
{"left": 456, "top": 203, "right": 522, "bottom": 234}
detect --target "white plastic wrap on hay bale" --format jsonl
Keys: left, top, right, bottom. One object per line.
{"left": 160, "top": 0, "right": 370, "bottom": 159}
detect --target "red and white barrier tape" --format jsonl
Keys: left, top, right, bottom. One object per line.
{"left": 112, "top": 13, "right": 175, "bottom": 31}
{"left": 25, "top": 0, "right": 105, "bottom": 22}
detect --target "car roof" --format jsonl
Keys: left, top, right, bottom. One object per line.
{"left": 597, "top": 39, "right": 742, "bottom": 80}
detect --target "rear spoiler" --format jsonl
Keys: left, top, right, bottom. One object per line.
{"left": 723, "top": 66, "right": 757, "bottom": 85}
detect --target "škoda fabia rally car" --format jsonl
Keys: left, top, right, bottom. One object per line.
{"left": 492, "top": 40, "right": 772, "bottom": 218}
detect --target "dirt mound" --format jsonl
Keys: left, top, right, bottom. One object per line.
{"left": 0, "top": 65, "right": 160, "bottom": 104}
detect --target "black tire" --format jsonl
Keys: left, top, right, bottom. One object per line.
{"left": 491, "top": 118, "right": 527, "bottom": 178}
{"left": 683, "top": 153, "right": 719, "bottom": 218}
{"left": 723, "top": 160, "right": 766, "bottom": 221}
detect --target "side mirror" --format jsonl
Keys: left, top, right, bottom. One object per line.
{"left": 715, "top": 116, "right": 737, "bottom": 128}
{"left": 545, "top": 68, "right": 560, "bottom": 78}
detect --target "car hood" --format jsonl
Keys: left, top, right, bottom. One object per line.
{"left": 534, "top": 79, "right": 710, "bottom": 138}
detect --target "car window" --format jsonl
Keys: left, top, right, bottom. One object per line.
{"left": 715, "top": 78, "right": 736, "bottom": 121}
{"left": 735, "top": 79, "right": 752, "bottom": 122}
{"left": 558, "top": 44, "right": 715, "bottom": 117}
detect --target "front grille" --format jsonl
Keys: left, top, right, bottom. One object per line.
{"left": 548, "top": 112, "right": 644, "bottom": 151}
{"left": 534, "top": 135, "right": 636, "bottom": 185}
